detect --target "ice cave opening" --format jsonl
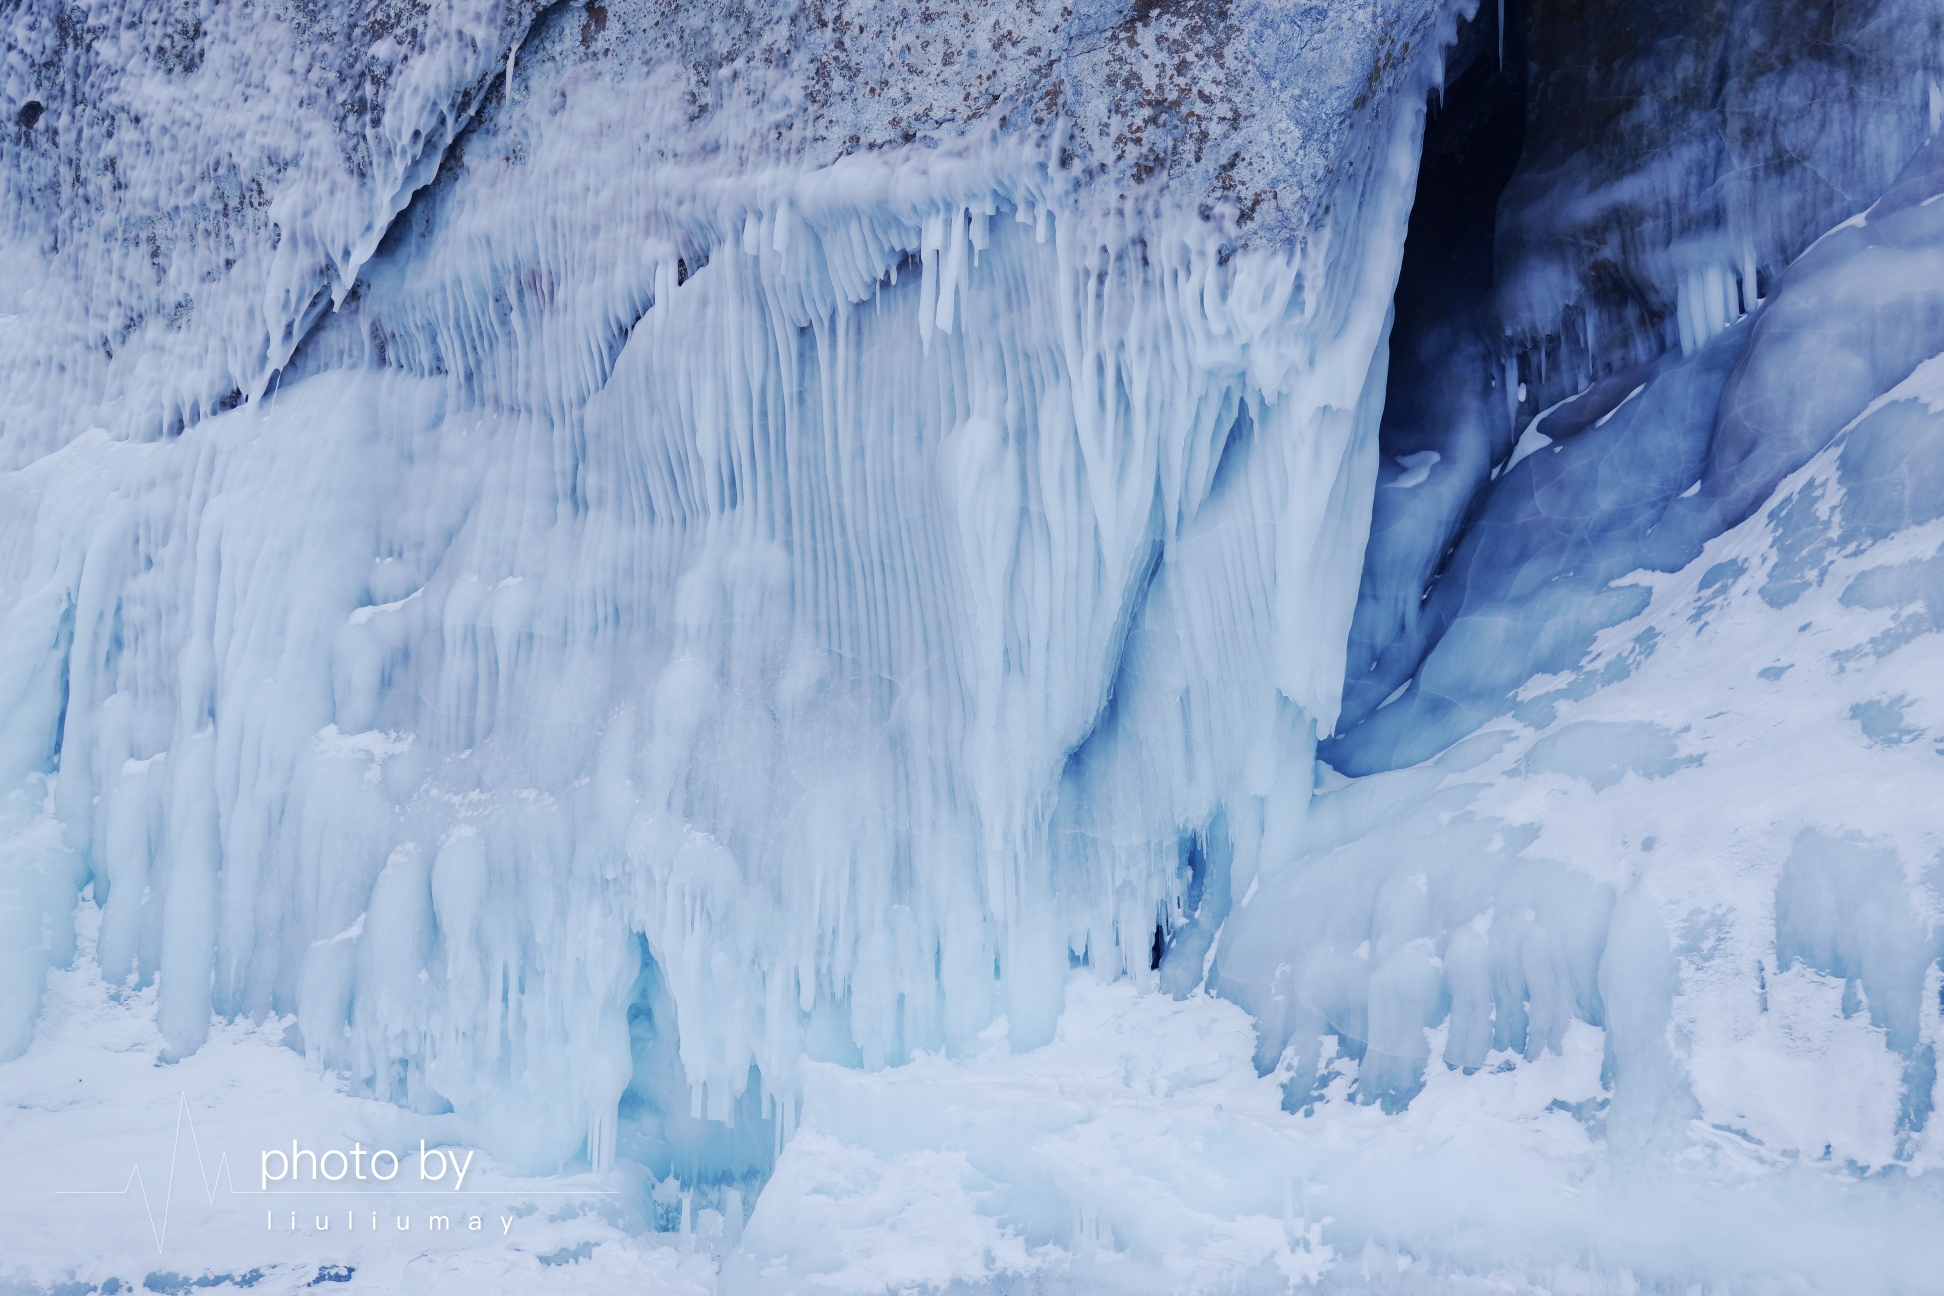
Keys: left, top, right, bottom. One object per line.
{"left": 1333, "top": 0, "right": 1529, "bottom": 751}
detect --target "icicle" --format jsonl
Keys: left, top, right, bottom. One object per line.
{"left": 917, "top": 212, "right": 944, "bottom": 354}
{"left": 1703, "top": 263, "right": 1729, "bottom": 339}
{"left": 935, "top": 208, "right": 969, "bottom": 334}
{"left": 1675, "top": 272, "right": 1696, "bottom": 357}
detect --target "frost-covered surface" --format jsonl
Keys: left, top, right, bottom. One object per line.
{"left": 0, "top": 0, "right": 530, "bottom": 462}
{"left": 0, "top": 0, "right": 1438, "bottom": 461}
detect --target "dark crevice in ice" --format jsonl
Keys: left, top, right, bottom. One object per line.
{"left": 1333, "top": 0, "right": 1528, "bottom": 741}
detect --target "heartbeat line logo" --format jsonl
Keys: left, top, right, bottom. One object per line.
{"left": 55, "top": 1092, "right": 244, "bottom": 1254}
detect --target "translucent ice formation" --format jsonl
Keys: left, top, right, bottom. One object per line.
{"left": 0, "top": 0, "right": 1452, "bottom": 1181}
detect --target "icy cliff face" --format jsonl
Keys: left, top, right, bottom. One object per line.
{"left": 8, "top": 0, "right": 1944, "bottom": 1288}
{"left": 0, "top": 0, "right": 1449, "bottom": 1176}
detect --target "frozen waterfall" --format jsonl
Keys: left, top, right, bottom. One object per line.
{"left": 0, "top": 0, "right": 1434, "bottom": 1175}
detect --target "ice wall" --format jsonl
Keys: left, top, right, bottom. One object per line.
{"left": 0, "top": 0, "right": 1454, "bottom": 1176}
